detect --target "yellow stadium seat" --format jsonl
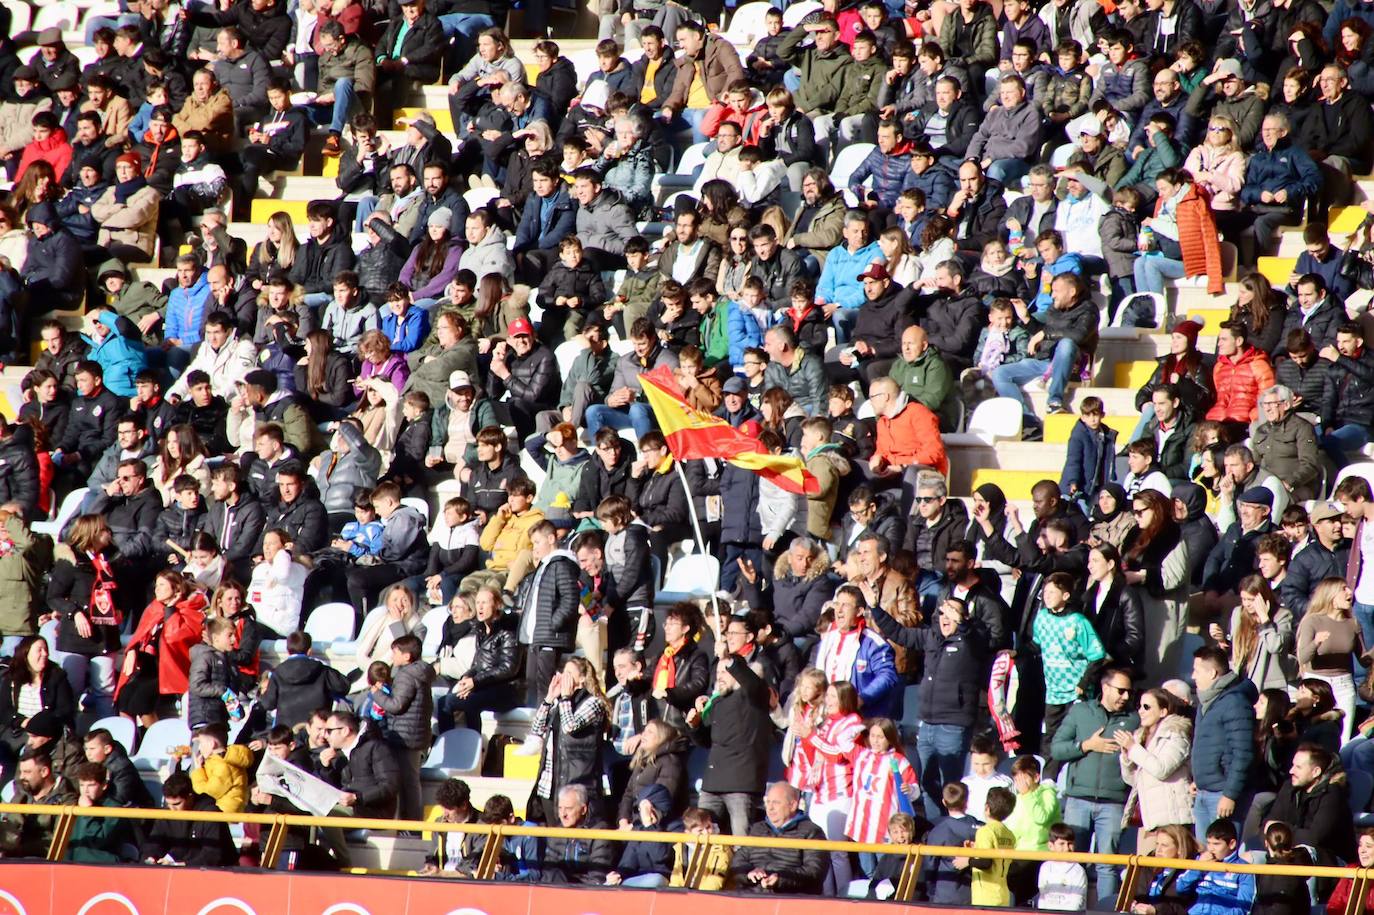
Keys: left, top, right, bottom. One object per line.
{"left": 1257, "top": 256, "right": 1296, "bottom": 287}
{"left": 322, "top": 155, "right": 339, "bottom": 178}
{"left": 394, "top": 107, "right": 454, "bottom": 133}
{"left": 503, "top": 743, "right": 540, "bottom": 780}
{"left": 1043, "top": 413, "right": 1137, "bottom": 443}
{"left": 970, "top": 469, "right": 1056, "bottom": 502}
{"left": 1113, "top": 360, "right": 1158, "bottom": 390}
{"left": 250, "top": 198, "right": 311, "bottom": 225}
{"left": 1330, "top": 206, "right": 1367, "bottom": 235}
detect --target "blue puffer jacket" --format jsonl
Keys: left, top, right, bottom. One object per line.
{"left": 83, "top": 310, "right": 148, "bottom": 398}
{"left": 849, "top": 143, "right": 914, "bottom": 210}
{"left": 818, "top": 240, "right": 884, "bottom": 310}
{"left": 725, "top": 299, "right": 763, "bottom": 366}
{"left": 1174, "top": 851, "right": 1255, "bottom": 915}
{"left": 1191, "top": 671, "right": 1257, "bottom": 800}
{"left": 815, "top": 622, "right": 900, "bottom": 717}
{"left": 1239, "top": 139, "right": 1321, "bottom": 207}
{"left": 1060, "top": 418, "right": 1118, "bottom": 497}
{"left": 719, "top": 462, "right": 762, "bottom": 544}
{"left": 901, "top": 162, "right": 957, "bottom": 210}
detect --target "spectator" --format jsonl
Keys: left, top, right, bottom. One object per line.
{"left": 1190, "top": 646, "right": 1257, "bottom": 836}
{"left": 732, "top": 781, "right": 828, "bottom": 894}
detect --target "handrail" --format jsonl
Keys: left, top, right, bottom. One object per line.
{"left": 0, "top": 802, "right": 1366, "bottom": 914}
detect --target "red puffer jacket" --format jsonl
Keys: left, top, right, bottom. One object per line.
{"left": 1205, "top": 345, "right": 1275, "bottom": 424}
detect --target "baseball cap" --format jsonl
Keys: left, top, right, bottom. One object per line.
{"left": 507, "top": 317, "right": 534, "bottom": 338}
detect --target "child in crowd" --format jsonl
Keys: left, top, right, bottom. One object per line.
{"left": 781, "top": 279, "right": 828, "bottom": 355}
{"left": 1006, "top": 755, "right": 1062, "bottom": 903}
{"left": 1061, "top": 396, "right": 1118, "bottom": 508}
{"left": 745, "top": 8, "right": 790, "bottom": 86}
{"left": 864, "top": 812, "right": 920, "bottom": 900}
{"left": 188, "top": 617, "right": 241, "bottom": 730}
{"left": 189, "top": 722, "right": 255, "bottom": 813}
{"left": 963, "top": 299, "right": 1029, "bottom": 410}
{"left": 1032, "top": 572, "right": 1106, "bottom": 742}
{"left": 608, "top": 236, "right": 660, "bottom": 337}
{"left": 955, "top": 786, "right": 1017, "bottom": 906}
{"left": 359, "top": 660, "right": 392, "bottom": 724}
{"left": 540, "top": 235, "right": 608, "bottom": 344}
{"left": 1037, "top": 822, "right": 1088, "bottom": 910}
{"left": 155, "top": 474, "right": 207, "bottom": 569}
{"left": 338, "top": 491, "right": 386, "bottom": 560}
{"left": 1101, "top": 187, "right": 1143, "bottom": 320}
{"left": 670, "top": 807, "right": 733, "bottom": 890}
{"left": 923, "top": 782, "right": 980, "bottom": 903}
{"left": 962, "top": 735, "right": 1014, "bottom": 824}
{"left": 423, "top": 497, "right": 482, "bottom": 607}
{"left": 828, "top": 384, "right": 876, "bottom": 461}
{"left": 386, "top": 391, "right": 433, "bottom": 491}
{"left": 846, "top": 717, "right": 919, "bottom": 870}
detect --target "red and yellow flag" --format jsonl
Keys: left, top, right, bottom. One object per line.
{"left": 638, "top": 366, "right": 820, "bottom": 495}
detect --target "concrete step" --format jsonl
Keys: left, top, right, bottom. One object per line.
{"left": 946, "top": 441, "right": 1069, "bottom": 497}
{"left": 1026, "top": 386, "right": 1139, "bottom": 414}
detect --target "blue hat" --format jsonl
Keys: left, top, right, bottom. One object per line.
{"left": 1239, "top": 487, "right": 1273, "bottom": 508}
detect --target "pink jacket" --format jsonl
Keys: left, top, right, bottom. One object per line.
{"left": 1183, "top": 145, "right": 1246, "bottom": 210}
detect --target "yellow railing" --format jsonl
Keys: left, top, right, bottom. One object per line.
{"left": 0, "top": 802, "right": 1366, "bottom": 913}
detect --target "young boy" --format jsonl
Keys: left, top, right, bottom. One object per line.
{"left": 188, "top": 617, "right": 241, "bottom": 730}
{"left": 745, "top": 9, "right": 790, "bottom": 87}
{"left": 188, "top": 722, "right": 255, "bottom": 813}
{"left": 1122, "top": 438, "right": 1171, "bottom": 498}
{"left": 955, "top": 785, "right": 1017, "bottom": 906}
{"left": 922, "top": 782, "right": 980, "bottom": 904}
{"left": 687, "top": 278, "right": 737, "bottom": 370}
{"left": 669, "top": 807, "right": 732, "bottom": 890}
{"left": 609, "top": 236, "right": 659, "bottom": 338}
{"left": 650, "top": 280, "right": 696, "bottom": 350}
{"left": 799, "top": 416, "right": 845, "bottom": 545}
{"left": 1037, "top": 822, "right": 1088, "bottom": 910}
{"left": 155, "top": 474, "right": 208, "bottom": 568}
{"left": 963, "top": 299, "right": 1030, "bottom": 409}
{"left": 1173, "top": 820, "right": 1255, "bottom": 913}
{"left": 387, "top": 390, "right": 433, "bottom": 489}
{"left": 1006, "top": 754, "right": 1061, "bottom": 903}
{"left": 828, "top": 383, "right": 876, "bottom": 460}
{"left": 1040, "top": 42, "right": 1091, "bottom": 130}
{"left": 423, "top": 496, "right": 482, "bottom": 607}
{"left": 780, "top": 278, "right": 828, "bottom": 355}
{"left": 865, "top": 812, "right": 919, "bottom": 900}
{"left": 539, "top": 235, "right": 607, "bottom": 343}
{"left": 381, "top": 282, "right": 429, "bottom": 354}
{"left": 131, "top": 369, "right": 178, "bottom": 438}
{"left": 1060, "top": 396, "right": 1118, "bottom": 505}
{"left": 733, "top": 277, "right": 773, "bottom": 362}
{"left": 962, "top": 735, "right": 1014, "bottom": 824}
{"left": 1100, "top": 186, "right": 1143, "bottom": 320}
{"left": 67, "top": 762, "right": 133, "bottom": 863}
{"left": 359, "top": 660, "right": 393, "bottom": 724}
{"left": 1032, "top": 572, "right": 1106, "bottom": 741}
{"left": 560, "top": 136, "right": 591, "bottom": 181}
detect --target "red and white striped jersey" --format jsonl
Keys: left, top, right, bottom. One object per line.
{"left": 803, "top": 712, "right": 865, "bottom": 804}
{"left": 845, "top": 748, "right": 919, "bottom": 844}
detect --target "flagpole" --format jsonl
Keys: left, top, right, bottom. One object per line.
{"left": 672, "top": 459, "right": 723, "bottom": 630}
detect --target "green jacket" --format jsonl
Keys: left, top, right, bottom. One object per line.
{"left": 0, "top": 514, "right": 42, "bottom": 636}
{"left": 560, "top": 345, "right": 617, "bottom": 408}
{"left": 937, "top": 4, "right": 998, "bottom": 71}
{"left": 699, "top": 297, "right": 732, "bottom": 366}
{"left": 66, "top": 797, "right": 133, "bottom": 863}
{"left": 319, "top": 37, "right": 376, "bottom": 97}
{"left": 1004, "top": 782, "right": 1060, "bottom": 850}
{"left": 777, "top": 27, "right": 853, "bottom": 114}
{"left": 889, "top": 349, "right": 953, "bottom": 417}
{"left": 1115, "top": 133, "right": 1183, "bottom": 190}
{"left": 1049, "top": 699, "right": 1139, "bottom": 804}
{"left": 430, "top": 394, "right": 500, "bottom": 466}
{"left": 617, "top": 268, "right": 661, "bottom": 333}
{"left": 404, "top": 337, "right": 479, "bottom": 407}
{"left": 101, "top": 259, "right": 166, "bottom": 344}
{"left": 537, "top": 451, "right": 592, "bottom": 515}
{"left": 834, "top": 56, "right": 887, "bottom": 117}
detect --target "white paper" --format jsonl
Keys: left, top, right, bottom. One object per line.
{"left": 256, "top": 751, "right": 347, "bottom": 818}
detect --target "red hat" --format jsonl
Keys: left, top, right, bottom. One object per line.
{"left": 739, "top": 419, "right": 763, "bottom": 439}
{"left": 507, "top": 317, "right": 535, "bottom": 337}
{"left": 115, "top": 151, "right": 142, "bottom": 170}
{"left": 1171, "top": 317, "right": 1204, "bottom": 346}
{"left": 857, "top": 261, "right": 890, "bottom": 282}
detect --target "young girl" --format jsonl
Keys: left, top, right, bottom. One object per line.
{"left": 846, "top": 718, "right": 919, "bottom": 870}
{"left": 187, "top": 617, "right": 241, "bottom": 731}
{"left": 780, "top": 667, "right": 827, "bottom": 787}
{"left": 798, "top": 680, "right": 865, "bottom": 894}
{"left": 360, "top": 660, "right": 392, "bottom": 725}
{"left": 1253, "top": 822, "right": 1313, "bottom": 915}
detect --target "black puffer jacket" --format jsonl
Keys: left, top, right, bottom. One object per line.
{"left": 187, "top": 0, "right": 291, "bottom": 59}
{"left": 486, "top": 343, "right": 559, "bottom": 412}
{"left": 1320, "top": 347, "right": 1374, "bottom": 429}
{"left": 902, "top": 497, "right": 970, "bottom": 575}
{"left": 852, "top": 284, "right": 915, "bottom": 360}
{"left": 90, "top": 486, "right": 162, "bottom": 562}
{"left": 452, "top": 613, "right": 521, "bottom": 686}
{"left": 261, "top": 654, "right": 350, "bottom": 729}
{"left": 652, "top": 639, "right": 710, "bottom": 729}
{"left": 919, "top": 289, "right": 984, "bottom": 371}
{"left": 870, "top": 605, "right": 986, "bottom": 728}
{"left": 604, "top": 523, "right": 653, "bottom": 608}
{"left": 46, "top": 553, "right": 123, "bottom": 657}
{"left": 376, "top": 12, "right": 446, "bottom": 84}
{"left": 288, "top": 224, "right": 357, "bottom": 295}
{"left": 517, "top": 550, "right": 580, "bottom": 651}
{"left": 56, "top": 386, "right": 125, "bottom": 462}
{"left": 0, "top": 665, "right": 75, "bottom": 736}
{"left": 732, "top": 812, "right": 829, "bottom": 893}
{"left": 1135, "top": 353, "right": 1215, "bottom": 417}
{"left": 369, "top": 658, "right": 435, "bottom": 750}
{"left": 627, "top": 465, "right": 689, "bottom": 529}
{"left": 462, "top": 454, "right": 522, "bottom": 520}
{"left": 0, "top": 423, "right": 40, "bottom": 518}
{"left": 263, "top": 495, "right": 329, "bottom": 555}
{"left": 691, "top": 655, "right": 772, "bottom": 795}
{"left": 770, "top": 550, "right": 839, "bottom": 639}
{"left": 1033, "top": 296, "right": 1099, "bottom": 349}
{"left": 356, "top": 222, "right": 413, "bottom": 307}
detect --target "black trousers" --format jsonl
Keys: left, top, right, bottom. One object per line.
{"left": 524, "top": 644, "right": 568, "bottom": 706}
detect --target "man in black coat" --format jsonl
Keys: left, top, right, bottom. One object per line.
{"left": 288, "top": 201, "right": 357, "bottom": 302}
{"left": 732, "top": 781, "right": 828, "bottom": 892}
{"left": 827, "top": 263, "right": 915, "bottom": 386}
{"left": 947, "top": 160, "right": 1006, "bottom": 254}
{"left": 486, "top": 317, "right": 558, "bottom": 440}
{"left": 199, "top": 465, "right": 267, "bottom": 582}
{"left": 940, "top": 539, "right": 1011, "bottom": 650}
{"left": 262, "top": 463, "right": 328, "bottom": 555}
{"left": 1318, "top": 322, "right": 1374, "bottom": 467}
{"left": 1266, "top": 743, "right": 1356, "bottom": 864}
{"left": 517, "top": 520, "right": 581, "bottom": 705}
{"left": 185, "top": 0, "right": 291, "bottom": 61}
{"left": 375, "top": 0, "right": 446, "bottom": 115}
{"left": 918, "top": 260, "right": 985, "bottom": 372}
{"left": 1281, "top": 501, "right": 1348, "bottom": 617}
{"left": 88, "top": 458, "right": 162, "bottom": 563}
{"left": 140, "top": 772, "right": 236, "bottom": 865}
{"left": 766, "top": 538, "right": 839, "bottom": 651}
{"left": 315, "top": 709, "right": 399, "bottom": 820}
{"left": 408, "top": 159, "right": 469, "bottom": 246}
{"left": 686, "top": 644, "right": 773, "bottom": 836}
{"left": 541, "top": 784, "right": 617, "bottom": 884}
{"left": 260, "top": 632, "right": 350, "bottom": 730}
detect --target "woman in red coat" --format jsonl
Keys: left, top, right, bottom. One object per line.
{"left": 114, "top": 571, "right": 207, "bottom": 726}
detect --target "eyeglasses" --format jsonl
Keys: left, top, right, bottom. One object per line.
{"left": 1132, "top": 507, "right": 1150, "bottom": 516}
{"left": 1207, "top": 126, "right": 1230, "bottom": 133}
{"left": 1106, "top": 683, "right": 1133, "bottom": 695}
{"left": 324, "top": 726, "right": 347, "bottom": 733}
{"left": 916, "top": 496, "right": 941, "bottom": 504}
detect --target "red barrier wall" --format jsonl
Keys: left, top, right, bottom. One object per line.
{"left": 0, "top": 863, "right": 982, "bottom": 915}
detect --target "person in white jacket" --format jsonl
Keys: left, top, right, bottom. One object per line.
{"left": 736, "top": 147, "right": 787, "bottom": 208}
{"left": 1116, "top": 687, "right": 1194, "bottom": 836}
{"left": 248, "top": 529, "right": 308, "bottom": 639}
{"left": 166, "top": 311, "right": 258, "bottom": 401}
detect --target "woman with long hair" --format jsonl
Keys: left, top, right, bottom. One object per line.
{"left": 1337, "top": 18, "right": 1374, "bottom": 67}
{"left": 1242, "top": 688, "right": 1298, "bottom": 840}
{"left": 1121, "top": 490, "right": 1191, "bottom": 682}
{"left": 45, "top": 515, "right": 124, "bottom": 716}
{"left": 1326, "top": 828, "right": 1374, "bottom": 915}
{"left": 1254, "top": 822, "right": 1314, "bottom": 915}
{"left": 246, "top": 211, "right": 298, "bottom": 291}
{"left": 295, "top": 329, "right": 354, "bottom": 421}
{"left": 0, "top": 635, "right": 74, "bottom": 762}
{"left": 18, "top": 416, "right": 53, "bottom": 518}
{"left": 796, "top": 680, "right": 865, "bottom": 894}
{"left": 1228, "top": 273, "right": 1287, "bottom": 358}
{"left": 9, "top": 161, "right": 57, "bottom": 223}
{"left": 115, "top": 570, "right": 208, "bottom": 726}
{"left": 914, "top": 214, "right": 957, "bottom": 290}
{"left": 1210, "top": 574, "right": 1296, "bottom": 692}
{"left": 760, "top": 386, "right": 804, "bottom": 448}
{"left": 1119, "top": 690, "right": 1193, "bottom": 837}
{"left": 149, "top": 424, "right": 210, "bottom": 506}
{"left": 400, "top": 220, "right": 464, "bottom": 310}
{"left": 530, "top": 655, "right": 610, "bottom": 824}
{"left": 619, "top": 719, "right": 690, "bottom": 828}
{"left": 437, "top": 586, "right": 521, "bottom": 729}
{"left": 355, "top": 583, "right": 426, "bottom": 673}
{"left": 1131, "top": 823, "right": 1200, "bottom": 914}
{"left": 206, "top": 579, "right": 262, "bottom": 683}
{"left": 1134, "top": 168, "right": 1225, "bottom": 296}
{"left": 1182, "top": 116, "right": 1246, "bottom": 212}
{"left": 879, "top": 226, "right": 919, "bottom": 288}
{"left": 696, "top": 179, "right": 748, "bottom": 249}
{"left": 1297, "top": 577, "right": 1363, "bottom": 744}
{"left": 182, "top": 530, "right": 225, "bottom": 590}
{"left": 717, "top": 226, "right": 753, "bottom": 304}
{"left": 1289, "top": 676, "right": 1344, "bottom": 752}
{"left": 469, "top": 273, "right": 524, "bottom": 340}
{"left": 1085, "top": 543, "right": 1145, "bottom": 672}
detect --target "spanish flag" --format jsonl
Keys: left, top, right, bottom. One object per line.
{"left": 638, "top": 366, "right": 821, "bottom": 496}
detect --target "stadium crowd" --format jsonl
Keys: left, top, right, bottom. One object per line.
{"left": 7, "top": 0, "right": 1374, "bottom": 906}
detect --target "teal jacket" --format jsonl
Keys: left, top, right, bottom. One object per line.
{"left": 1049, "top": 699, "right": 1139, "bottom": 803}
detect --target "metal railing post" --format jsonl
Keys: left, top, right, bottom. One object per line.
{"left": 1347, "top": 867, "right": 1371, "bottom": 915}
{"left": 260, "top": 816, "right": 289, "bottom": 870}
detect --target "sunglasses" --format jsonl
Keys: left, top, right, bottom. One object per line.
{"left": 1132, "top": 508, "right": 1150, "bottom": 516}
{"left": 916, "top": 496, "right": 941, "bottom": 504}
